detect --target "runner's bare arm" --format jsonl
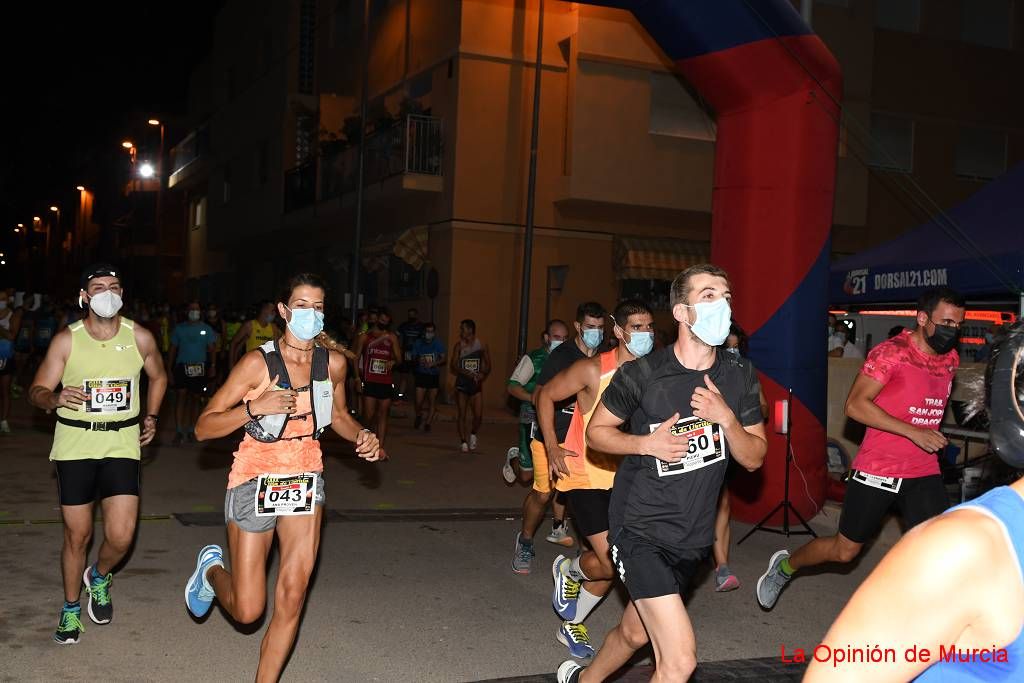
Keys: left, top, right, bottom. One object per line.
{"left": 229, "top": 321, "right": 252, "bottom": 366}
{"left": 134, "top": 325, "right": 168, "bottom": 446}
{"left": 449, "top": 341, "right": 461, "bottom": 375}
{"left": 805, "top": 511, "right": 1003, "bottom": 682}
{"left": 195, "top": 352, "right": 295, "bottom": 440}
{"left": 507, "top": 383, "right": 532, "bottom": 403}
{"left": 537, "top": 358, "right": 598, "bottom": 477}
{"left": 846, "top": 373, "right": 947, "bottom": 452}
{"left": 390, "top": 332, "right": 403, "bottom": 371}
{"left": 349, "top": 333, "right": 367, "bottom": 382}
{"left": 327, "top": 350, "right": 381, "bottom": 460}
{"left": 587, "top": 403, "right": 691, "bottom": 463}
{"left": 28, "top": 328, "right": 85, "bottom": 411}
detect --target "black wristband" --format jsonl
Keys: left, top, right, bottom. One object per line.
{"left": 245, "top": 401, "right": 261, "bottom": 421}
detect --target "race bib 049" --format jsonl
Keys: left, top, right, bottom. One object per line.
{"left": 648, "top": 416, "right": 727, "bottom": 478}
{"left": 462, "top": 358, "right": 481, "bottom": 373}
{"left": 369, "top": 358, "right": 388, "bottom": 375}
{"left": 255, "top": 473, "right": 318, "bottom": 516}
{"left": 83, "top": 378, "right": 133, "bottom": 413}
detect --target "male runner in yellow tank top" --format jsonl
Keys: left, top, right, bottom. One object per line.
{"left": 28, "top": 264, "right": 167, "bottom": 645}
{"left": 229, "top": 301, "right": 281, "bottom": 367}
{"left": 536, "top": 299, "right": 655, "bottom": 660}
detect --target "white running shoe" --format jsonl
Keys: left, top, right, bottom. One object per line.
{"left": 502, "top": 447, "right": 519, "bottom": 484}
{"left": 460, "top": 441, "right": 469, "bottom": 453}
{"left": 469, "top": 433, "right": 478, "bottom": 451}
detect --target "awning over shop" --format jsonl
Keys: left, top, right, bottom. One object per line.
{"left": 614, "top": 236, "right": 710, "bottom": 280}
{"left": 361, "top": 225, "right": 430, "bottom": 273}
{"left": 393, "top": 225, "right": 429, "bottom": 270}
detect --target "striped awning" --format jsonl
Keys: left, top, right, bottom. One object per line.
{"left": 614, "top": 236, "right": 710, "bottom": 280}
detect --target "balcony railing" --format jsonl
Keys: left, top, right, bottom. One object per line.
{"left": 319, "top": 114, "right": 443, "bottom": 202}
{"left": 168, "top": 124, "right": 210, "bottom": 188}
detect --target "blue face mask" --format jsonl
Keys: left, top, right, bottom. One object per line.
{"left": 549, "top": 339, "right": 564, "bottom": 352}
{"left": 682, "top": 298, "right": 732, "bottom": 347}
{"left": 286, "top": 306, "right": 325, "bottom": 341}
{"left": 581, "top": 328, "right": 603, "bottom": 350}
{"left": 624, "top": 331, "right": 654, "bottom": 358}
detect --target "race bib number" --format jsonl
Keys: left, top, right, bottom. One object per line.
{"left": 462, "top": 358, "right": 480, "bottom": 373}
{"left": 648, "top": 416, "right": 726, "bottom": 478}
{"left": 419, "top": 353, "right": 436, "bottom": 368}
{"left": 38, "top": 328, "right": 52, "bottom": 341}
{"left": 404, "top": 351, "right": 413, "bottom": 362}
{"left": 83, "top": 378, "right": 132, "bottom": 413}
{"left": 850, "top": 470, "right": 902, "bottom": 493}
{"left": 184, "top": 363, "right": 205, "bottom": 378}
{"left": 561, "top": 402, "right": 576, "bottom": 416}
{"left": 369, "top": 358, "right": 388, "bottom": 375}
{"left": 255, "top": 473, "right": 318, "bottom": 516}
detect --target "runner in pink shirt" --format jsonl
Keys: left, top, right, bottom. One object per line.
{"left": 756, "top": 287, "right": 965, "bottom": 611}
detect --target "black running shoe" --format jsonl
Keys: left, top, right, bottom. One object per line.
{"left": 54, "top": 607, "right": 85, "bottom": 644}
{"left": 414, "top": 415, "right": 423, "bottom": 429}
{"left": 83, "top": 567, "right": 113, "bottom": 624}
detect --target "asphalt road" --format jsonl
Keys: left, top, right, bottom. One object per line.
{"left": 0, "top": 401, "right": 901, "bottom": 682}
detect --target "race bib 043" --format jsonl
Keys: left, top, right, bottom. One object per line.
{"left": 255, "top": 473, "right": 318, "bottom": 516}
{"left": 83, "top": 378, "right": 133, "bottom": 413}
{"left": 648, "top": 416, "right": 727, "bottom": 478}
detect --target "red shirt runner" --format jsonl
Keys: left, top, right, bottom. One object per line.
{"left": 851, "top": 330, "right": 959, "bottom": 479}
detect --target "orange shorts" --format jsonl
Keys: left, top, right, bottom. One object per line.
{"left": 530, "top": 439, "right": 551, "bottom": 494}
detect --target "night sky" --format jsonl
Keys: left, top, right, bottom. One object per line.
{"left": 0, "top": 1, "right": 221, "bottom": 259}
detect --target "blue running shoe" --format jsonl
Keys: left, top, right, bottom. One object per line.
{"left": 185, "top": 544, "right": 224, "bottom": 618}
{"left": 552, "top": 555, "right": 580, "bottom": 621}
{"left": 557, "top": 621, "right": 595, "bottom": 660}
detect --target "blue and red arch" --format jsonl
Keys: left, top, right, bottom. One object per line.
{"left": 574, "top": 0, "right": 842, "bottom": 523}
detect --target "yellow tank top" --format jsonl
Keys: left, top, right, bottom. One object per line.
{"left": 247, "top": 320, "right": 276, "bottom": 353}
{"left": 51, "top": 318, "right": 145, "bottom": 462}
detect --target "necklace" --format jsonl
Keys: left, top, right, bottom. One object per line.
{"left": 281, "top": 338, "right": 314, "bottom": 352}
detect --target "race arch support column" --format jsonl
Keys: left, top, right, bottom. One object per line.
{"left": 572, "top": 0, "right": 842, "bottom": 523}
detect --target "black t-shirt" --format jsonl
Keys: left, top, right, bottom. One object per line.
{"left": 601, "top": 346, "right": 762, "bottom": 550}
{"left": 535, "top": 340, "right": 588, "bottom": 443}
{"left": 397, "top": 321, "right": 424, "bottom": 361}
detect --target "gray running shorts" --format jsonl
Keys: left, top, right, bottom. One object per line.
{"left": 224, "top": 475, "right": 326, "bottom": 534}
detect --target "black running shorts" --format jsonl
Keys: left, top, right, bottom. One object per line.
{"left": 610, "top": 528, "right": 709, "bottom": 601}
{"left": 838, "top": 473, "right": 948, "bottom": 544}
{"left": 566, "top": 489, "right": 611, "bottom": 539}
{"left": 414, "top": 374, "right": 439, "bottom": 390}
{"left": 56, "top": 458, "right": 141, "bottom": 506}
{"left": 362, "top": 381, "right": 393, "bottom": 400}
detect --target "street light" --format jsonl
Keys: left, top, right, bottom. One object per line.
{"left": 148, "top": 118, "right": 160, "bottom": 126}
{"left": 139, "top": 162, "right": 155, "bottom": 178}
{"left": 76, "top": 185, "right": 85, "bottom": 191}
{"left": 16, "top": 223, "right": 23, "bottom": 228}
{"left": 13, "top": 228, "right": 19, "bottom": 233}
{"left": 49, "top": 206, "right": 59, "bottom": 213}
{"left": 32, "top": 216, "right": 40, "bottom": 222}
{"left": 122, "top": 141, "right": 134, "bottom": 149}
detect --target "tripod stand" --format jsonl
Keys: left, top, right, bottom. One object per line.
{"left": 737, "top": 387, "right": 817, "bottom": 544}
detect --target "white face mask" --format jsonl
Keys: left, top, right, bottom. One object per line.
{"left": 681, "top": 298, "right": 732, "bottom": 347}
{"left": 188, "top": 310, "right": 202, "bottom": 322}
{"left": 88, "top": 290, "right": 123, "bottom": 319}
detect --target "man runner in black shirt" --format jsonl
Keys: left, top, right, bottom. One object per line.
{"left": 557, "top": 264, "right": 766, "bottom": 683}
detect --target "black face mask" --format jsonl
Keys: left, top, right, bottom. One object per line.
{"left": 925, "top": 323, "right": 959, "bottom": 355}
{"left": 378, "top": 321, "right": 391, "bottom": 330}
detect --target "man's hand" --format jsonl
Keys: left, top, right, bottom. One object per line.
{"left": 54, "top": 386, "right": 89, "bottom": 411}
{"left": 645, "top": 412, "right": 690, "bottom": 463}
{"left": 691, "top": 375, "right": 737, "bottom": 428}
{"left": 248, "top": 375, "right": 297, "bottom": 416}
{"left": 546, "top": 442, "right": 579, "bottom": 481}
{"left": 140, "top": 416, "right": 158, "bottom": 446}
{"left": 355, "top": 428, "right": 383, "bottom": 461}
{"left": 907, "top": 427, "right": 948, "bottom": 453}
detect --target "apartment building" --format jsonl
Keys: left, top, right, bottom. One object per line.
{"left": 168, "top": 0, "right": 1023, "bottom": 411}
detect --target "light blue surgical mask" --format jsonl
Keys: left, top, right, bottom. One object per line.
{"left": 682, "top": 298, "right": 732, "bottom": 347}
{"left": 286, "top": 306, "right": 325, "bottom": 341}
{"left": 549, "top": 339, "right": 564, "bottom": 352}
{"left": 581, "top": 328, "right": 603, "bottom": 350}
{"left": 624, "top": 331, "right": 654, "bottom": 358}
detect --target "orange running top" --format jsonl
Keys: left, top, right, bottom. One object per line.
{"left": 556, "top": 350, "right": 623, "bottom": 492}
{"left": 227, "top": 373, "right": 323, "bottom": 489}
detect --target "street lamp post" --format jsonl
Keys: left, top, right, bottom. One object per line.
{"left": 149, "top": 119, "right": 165, "bottom": 300}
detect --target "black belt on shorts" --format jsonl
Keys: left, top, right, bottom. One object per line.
{"left": 56, "top": 415, "right": 141, "bottom": 431}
